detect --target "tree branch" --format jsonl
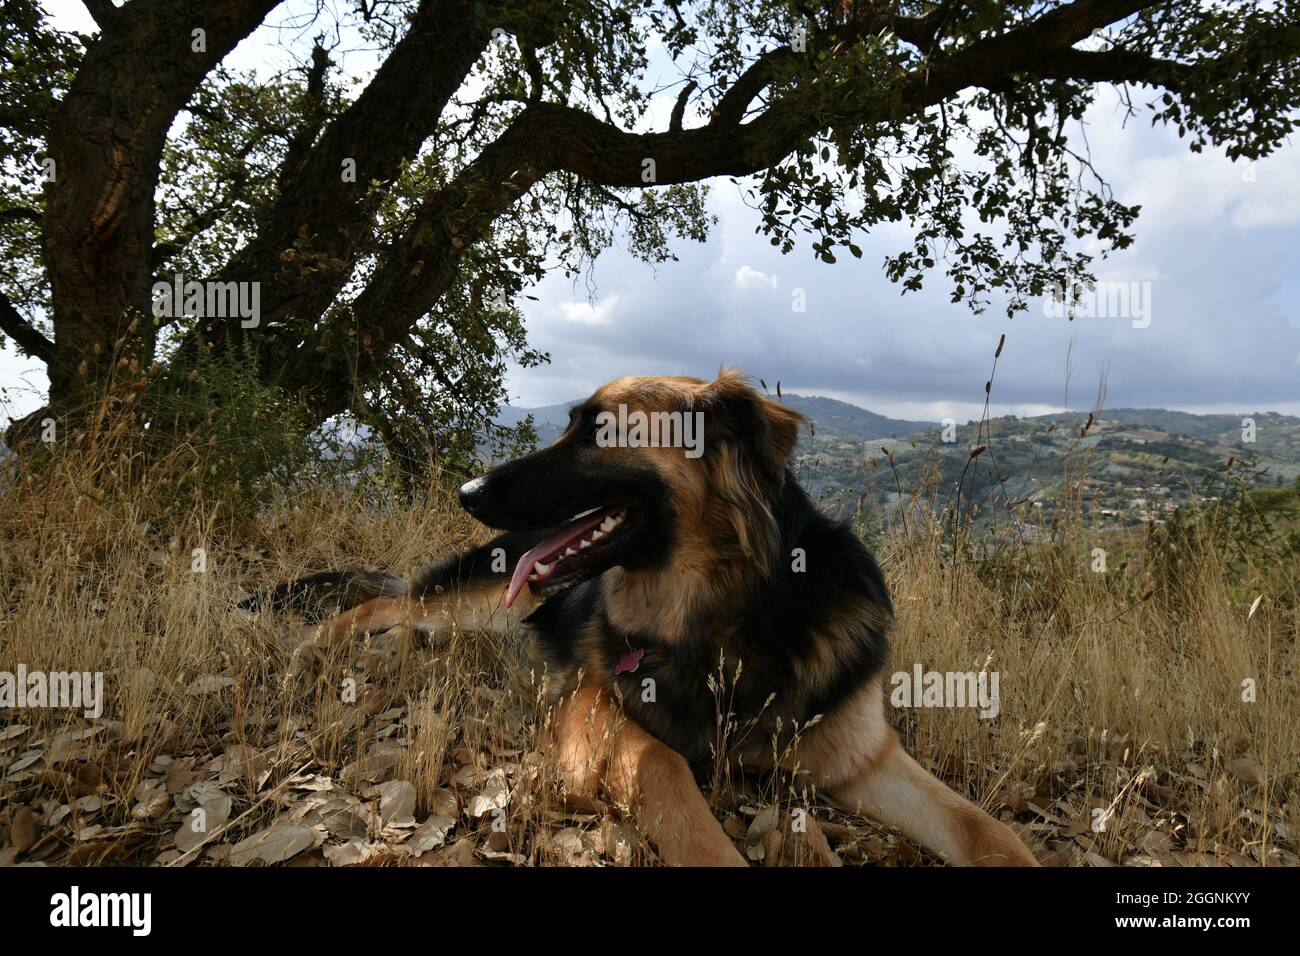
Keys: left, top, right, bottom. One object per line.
{"left": 193, "top": 0, "right": 493, "bottom": 347}
{"left": 714, "top": 48, "right": 796, "bottom": 125}
{"left": 670, "top": 79, "right": 698, "bottom": 131}
{"left": 80, "top": 0, "right": 118, "bottom": 30}
{"left": 0, "top": 292, "right": 53, "bottom": 363}
{"left": 1035, "top": 22, "right": 1300, "bottom": 91}
{"left": 278, "top": 41, "right": 333, "bottom": 186}
{"left": 274, "top": 0, "right": 1177, "bottom": 417}
{"left": 0, "top": 207, "right": 41, "bottom": 225}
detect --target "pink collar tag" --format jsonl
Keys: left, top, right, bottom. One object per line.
{"left": 614, "top": 649, "right": 645, "bottom": 675}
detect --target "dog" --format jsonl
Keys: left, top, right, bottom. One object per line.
{"left": 248, "top": 370, "right": 1038, "bottom": 866}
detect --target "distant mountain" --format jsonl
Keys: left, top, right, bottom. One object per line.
{"left": 489, "top": 396, "right": 1300, "bottom": 531}
{"left": 493, "top": 401, "right": 576, "bottom": 430}
{"left": 494, "top": 400, "right": 575, "bottom": 447}
{"left": 797, "top": 404, "right": 1300, "bottom": 526}
{"left": 1039, "top": 407, "right": 1294, "bottom": 443}
{"left": 1030, "top": 408, "right": 1300, "bottom": 470}
{"left": 496, "top": 393, "right": 935, "bottom": 448}
{"left": 779, "top": 395, "right": 935, "bottom": 441}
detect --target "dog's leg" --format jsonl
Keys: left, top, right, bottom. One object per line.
{"left": 829, "top": 732, "right": 1038, "bottom": 866}
{"left": 262, "top": 529, "right": 548, "bottom": 663}
{"left": 291, "top": 580, "right": 537, "bottom": 677}
{"left": 552, "top": 684, "right": 746, "bottom": 867}
{"left": 317, "top": 595, "right": 413, "bottom": 646}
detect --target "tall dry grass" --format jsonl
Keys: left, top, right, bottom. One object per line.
{"left": 882, "top": 505, "right": 1298, "bottom": 866}
{"left": 0, "top": 422, "right": 1295, "bottom": 866}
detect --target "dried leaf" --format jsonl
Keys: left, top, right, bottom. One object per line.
{"left": 11, "top": 806, "right": 37, "bottom": 853}
{"left": 187, "top": 675, "right": 235, "bottom": 695}
{"left": 230, "top": 823, "right": 317, "bottom": 866}
{"left": 372, "top": 780, "right": 417, "bottom": 826}
{"left": 407, "top": 815, "right": 457, "bottom": 855}
{"left": 1227, "top": 757, "right": 1264, "bottom": 786}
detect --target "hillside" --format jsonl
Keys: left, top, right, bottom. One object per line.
{"left": 497, "top": 393, "right": 933, "bottom": 448}
{"left": 498, "top": 395, "right": 1298, "bottom": 527}
{"left": 797, "top": 407, "right": 1300, "bottom": 528}
{"left": 488, "top": 396, "right": 1300, "bottom": 533}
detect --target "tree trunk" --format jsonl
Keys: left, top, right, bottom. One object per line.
{"left": 41, "top": 0, "right": 278, "bottom": 419}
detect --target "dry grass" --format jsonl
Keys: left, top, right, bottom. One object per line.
{"left": 0, "top": 433, "right": 1296, "bottom": 867}
{"left": 883, "top": 510, "right": 1298, "bottom": 867}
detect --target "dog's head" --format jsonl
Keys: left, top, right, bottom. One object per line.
{"left": 458, "top": 369, "right": 804, "bottom": 607}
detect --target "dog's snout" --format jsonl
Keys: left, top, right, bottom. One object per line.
{"left": 458, "top": 475, "right": 489, "bottom": 513}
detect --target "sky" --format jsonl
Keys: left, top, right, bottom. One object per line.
{"left": 505, "top": 87, "right": 1300, "bottom": 421}
{"left": 3, "top": 1, "right": 1298, "bottom": 426}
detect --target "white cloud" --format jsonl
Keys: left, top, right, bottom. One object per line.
{"left": 734, "top": 265, "right": 780, "bottom": 292}
{"left": 556, "top": 295, "right": 619, "bottom": 326}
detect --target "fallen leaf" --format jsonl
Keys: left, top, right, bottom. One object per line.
{"left": 551, "top": 827, "right": 585, "bottom": 864}
{"left": 323, "top": 839, "right": 373, "bottom": 867}
{"left": 747, "top": 805, "right": 780, "bottom": 839}
{"left": 407, "top": 815, "right": 456, "bottom": 854}
{"left": 372, "top": 780, "right": 417, "bottom": 826}
{"left": 467, "top": 770, "right": 510, "bottom": 818}
{"left": 1227, "top": 758, "right": 1264, "bottom": 786}
{"left": 340, "top": 742, "right": 402, "bottom": 786}
{"left": 428, "top": 837, "right": 477, "bottom": 867}
{"left": 187, "top": 675, "right": 235, "bottom": 695}
{"left": 11, "top": 807, "right": 37, "bottom": 853}
{"left": 230, "top": 823, "right": 317, "bottom": 866}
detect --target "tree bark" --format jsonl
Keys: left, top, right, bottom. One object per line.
{"left": 41, "top": 0, "right": 278, "bottom": 416}
{"left": 184, "top": 0, "right": 492, "bottom": 367}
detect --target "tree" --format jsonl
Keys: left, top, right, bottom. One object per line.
{"left": 2, "top": 0, "right": 1297, "bottom": 472}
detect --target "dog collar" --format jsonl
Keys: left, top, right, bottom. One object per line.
{"left": 614, "top": 648, "right": 645, "bottom": 675}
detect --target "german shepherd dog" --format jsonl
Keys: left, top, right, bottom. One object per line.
{"left": 251, "top": 370, "right": 1037, "bottom": 867}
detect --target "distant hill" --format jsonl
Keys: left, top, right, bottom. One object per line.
{"left": 497, "top": 393, "right": 934, "bottom": 448}
{"left": 495, "top": 398, "right": 1300, "bottom": 528}
{"left": 494, "top": 401, "right": 576, "bottom": 431}
{"left": 796, "top": 404, "right": 1300, "bottom": 527}
{"left": 494, "top": 400, "right": 574, "bottom": 447}
{"left": 1038, "top": 408, "right": 1295, "bottom": 444}
{"left": 780, "top": 395, "right": 934, "bottom": 441}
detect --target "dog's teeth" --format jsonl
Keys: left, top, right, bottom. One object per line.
{"left": 528, "top": 573, "right": 538, "bottom": 582}
{"left": 534, "top": 561, "right": 551, "bottom": 575}
{"left": 591, "top": 529, "right": 604, "bottom": 541}
{"left": 564, "top": 547, "right": 577, "bottom": 557}
{"left": 600, "top": 518, "right": 616, "bottom": 532}
{"left": 578, "top": 538, "right": 591, "bottom": 549}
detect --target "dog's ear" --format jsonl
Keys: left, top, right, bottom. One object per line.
{"left": 697, "top": 369, "right": 806, "bottom": 563}
{"left": 702, "top": 368, "right": 805, "bottom": 486}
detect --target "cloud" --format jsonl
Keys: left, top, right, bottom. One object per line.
{"left": 507, "top": 96, "right": 1300, "bottom": 418}
{"left": 734, "top": 265, "right": 780, "bottom": 292}
{"left": 555, "top": 295, "right": 619, "bottom": 327}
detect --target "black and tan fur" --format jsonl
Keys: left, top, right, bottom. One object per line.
{"left": 247, "top": 370, "right": 1037, "bottom": 867}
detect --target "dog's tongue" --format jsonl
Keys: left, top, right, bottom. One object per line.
{"left": 505, "top": 509, "right": 607, "bottom": 608}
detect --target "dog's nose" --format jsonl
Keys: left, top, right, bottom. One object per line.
{"left": 458, "top": 475, "right": 489, "bottom": 513}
